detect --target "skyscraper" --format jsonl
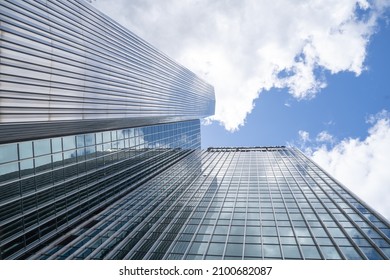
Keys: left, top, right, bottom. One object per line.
{"left": 1, "top": 1, "right": 389, "bottom": 261}
{"left": 0, "top": 0, "right": 214, "bottom": 259}
{"left": 25, "top": 147, "right": 390, "bottom": 260}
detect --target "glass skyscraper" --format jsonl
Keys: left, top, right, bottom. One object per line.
{"left": 23, "top": 147, "right": 390, "bottom": 260}
{"left": 1, "top": 1, "right": 389, "bottom": 261}
{"left": 0, "top": 0, "right": 213, "bottom": 259}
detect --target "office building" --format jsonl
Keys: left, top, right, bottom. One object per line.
{"left": 0, "top": 0, "right": 214, "bottom": 259}
{"left": 1, "top": 1, "right": 389, "bottom": 260}
{"left": 26, "top": 147, "right": 390, "bottom": 260}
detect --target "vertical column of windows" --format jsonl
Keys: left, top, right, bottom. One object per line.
{"left": 265, "top": 151, "right": 305, "bottom": 259}
{"left": 278, "top": 149, "right": 353, "bottom": 259}
{"left": 219, "top": 152, "right": 245, "bottom": 260}
{"left": 177, "top": 151, "right": 238, "bottom": 260}
{"left": 289, "top": 148, "right": 390, "bottom": 259}
{"left": 259, "top": 152, "right": 283, "bottom": 259}
{"left": 241, "top": 153, "right": 262, "bottom": 259}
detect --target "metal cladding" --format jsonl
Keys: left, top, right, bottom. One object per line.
{"left": 0, "top": 0, "right": 215, "bottom": 143}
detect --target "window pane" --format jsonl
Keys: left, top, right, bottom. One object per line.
{"left": 84, "top": 134, "right": 96, "bottom": 146}
{"left": 172, "top": 241, "right": 189, "bottom": 254}
{"left": 214, "top": 226, "right": 228, "bottom": 234}
{"left": 295, "top": 227, "right": 311, "bottom": 237}
{"left": 20, "top": 159, "right": 34, "bottom": 177}
{"left": 228, "top": 235, "right": 244, "bottom": 243}
{"left": 225, "top": 243, "right": 242, "bottom": 257}
{"left": 0, "top": 143, "right": 18, "bottom": 163}
{"left": 301, "top": 245, "right": 321, "bottom": 259}
{"left": 321, "top": 246, "right": 342, "bottom": 260}
{"left": 0, "top": 162, "right": 19, "bottom": 181}
{"left": 52, "top": 138, "right": 62, "bottom": 153}
{"left": 76, "top": 135, "right": 85, "bottom": 148}
{"left": 103, "top": 131, "right": 111, "bottom": 143}
{"left": 211, "top": 235, "right": 227, "bottom": 243}
{"left": 244, "top": 244, "right": 262, "bottom": 258}
{"left": 263, "top": 236, "right": 279, "bottom": 244}
{"left": 246, "top": 236, "right": 261, "bottom": 244}
{"left": 188, "top": 242, "right": 208, "bottom": 255}
{"left": 63, "top": 136, "right": 76, "bottom": 150}
{"left": 282, "top": 245, "right": 301, "bottom": 259}
{"left": 262, "top": 226, "right": 277, "bottom": 236}
{"left": 339, "top": 246, "right": 363, "bottom": 260}
{"left": 207, "top": 243, "right": 224, "bottom": 255}
{"left": 246, "top": 226, "right": 260, "bottom": 235}
{"left": 230, "top": 226, "right": 244, "bottom": 235}
{"left": 263, "top": 244, "right": 281, "bottom": 258}
{"left": 34, "top": 139, "right": 51, "bottom": 156}
{"left": 281, "top": 237, "right": 297, "bottom": 245}
{"left": 328, "top": 228, "right": 345, "bottom": 237}
{"left": 278, "top": 227, "right": 294, "bottom": 236}
{"left": 19, "top": 142, "right": 33, "bottom": 159}
{"left": 35, "top": 155, "right": 52, "bottom": 173}
{"left": 311, "top": 227, "right": 328, "bottom": 237}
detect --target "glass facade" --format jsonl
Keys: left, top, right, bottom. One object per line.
{"left": 0, "top": 120, "right": 201, "bottom": 259}
{"left": 23, "top": 147, "right": 390, "bottom": 260}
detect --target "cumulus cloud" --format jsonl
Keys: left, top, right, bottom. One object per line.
{"left": 310, "top": 111, "right": 390, "bottom": 220}
{"left": 91, "top": 0, "right": 390, "bottom": 131}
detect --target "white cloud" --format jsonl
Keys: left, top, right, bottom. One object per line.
{"left": 298, "top": 130, "right": 311, "bottom": 143}
{"left": 366, "top": 109, "right": 390, "bottom": 124}
{"left": 294, "top": 129, "right": 335, "bottom": 154}
{"left": 91, "top": 0, "right": 390, "bottom": 131}
{"left": 316, "top": 131, "right": 335, "bottom": 143}
{"left": 311, "top": 112, "right": 390, "bottom": 220}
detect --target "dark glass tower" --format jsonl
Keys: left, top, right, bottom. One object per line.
{"left": 26, "top": 147, "right": 390, "bottom": 260}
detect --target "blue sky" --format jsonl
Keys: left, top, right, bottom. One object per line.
{"left": 92, "top": 0, "right": 390, "bottom": 220}
{"left": 202, "top": 19, "right": 390, "bottom": 148}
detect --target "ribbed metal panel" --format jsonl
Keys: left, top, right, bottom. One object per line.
{"left": 0, "top": 0, "right": 215, "bottom": 142}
